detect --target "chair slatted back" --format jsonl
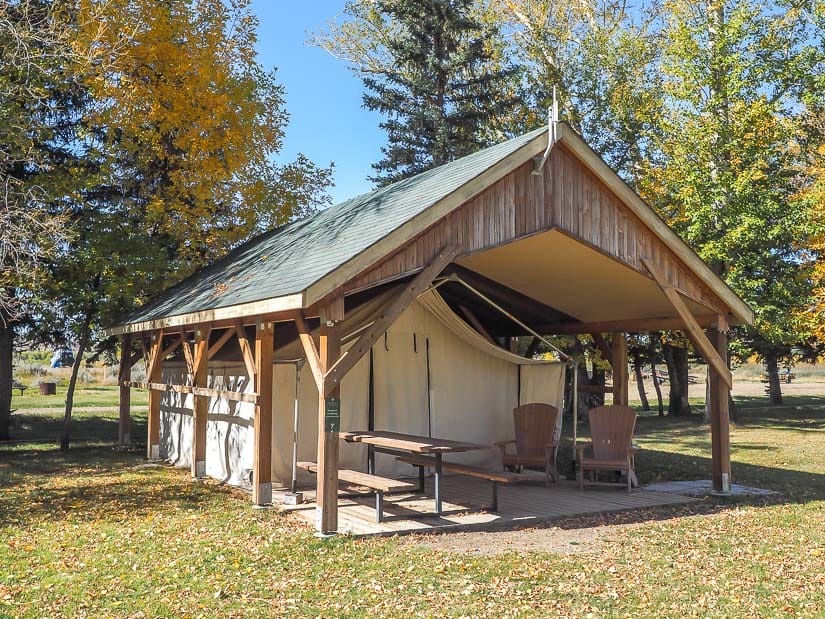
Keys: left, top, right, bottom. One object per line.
{"left": 587, "top": 405, "right": 637, "bottom": 460}
{"left": 514, "top": 403, "right": 559, "bottom": 458}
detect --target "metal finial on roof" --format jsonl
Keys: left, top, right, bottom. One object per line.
{"left": 532, "top": 85, "right": 559, "bottom": 176}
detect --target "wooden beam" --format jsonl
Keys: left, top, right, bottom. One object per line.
{"left": 590, "top": 333, "right": 612, "bottom": 361}
{"left": 459, "top": 304, "right": 496, "bottom": 345}
{"left": 207, "top": 327, "right": 235, "bottom": 360}
{"left": 124, "top": 381, "right": 258, "bottom": 404}
{"left": 708, "top": 327, "right": 732, "bottom": 492}
{"left": 538, "top": 315, "right": 721, "bottom": 335}
{"left": 323, "top": 245, "right": 460, "bottom": 396}
{"left": 146, "top": 330, "right": 164, "bottom": 460}
{"left": 191, "top": 326, "right": 209, "bottom": 479}
{"left": 253, "top": 322, "right": 274, "bottom": 506}
{"left": 643, "top": 258, "right": 732, "bottom": 388}
{"left": 160, "top": 333, "right": 184, "bottom": 361}
{"left": 118, "top": 334, "right": 132, "bottom": 447}
{"left": 611, "top": 332, "right": 629, "bottom": 406}
{"left": 236, "top": 323, "right": 256, "bottom": 380}
{"left": 294, "top": 311, "right": 324, "bottom": 392}
{"left": 317, "top": 317, "right": 341, "bottom": 534}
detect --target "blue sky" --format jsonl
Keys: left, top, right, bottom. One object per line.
{"left": 250, "top": 1, "right": 385, "bottom": 204}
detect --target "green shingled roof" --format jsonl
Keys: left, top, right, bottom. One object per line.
{"left": 116, "top": 128, "right": 547, "bottom": 328}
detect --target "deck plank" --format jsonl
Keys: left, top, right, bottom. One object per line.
{"left": 276, "top": 477, "right": 695, "bottom": 537}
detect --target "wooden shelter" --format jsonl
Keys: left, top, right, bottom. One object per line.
{"left": 107, "top": 122, "right": 752, "bottom": 534}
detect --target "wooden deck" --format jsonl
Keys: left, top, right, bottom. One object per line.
{"left": 277, "top": 473, "right": 695, "bottom": 536}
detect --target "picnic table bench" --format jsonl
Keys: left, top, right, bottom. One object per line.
{"left": 339, "top": 430, "right": 491, "bottom": 515}
{"left": 297, "top": 461, "right": 416, "bottom": 523}
{"left": 11, "top": 380, "right": 27, "bottom": 396}
{"left": 396, "top": 454, "right": 527, "bottom": 511}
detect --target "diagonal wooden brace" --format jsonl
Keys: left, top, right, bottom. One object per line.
{"left": 294, "top": 310, "right": 324, "bottom": 393}
{"left": 643, "top": 258, "right": 732, "bottom": 388}
{"left": 322, "top": 244, "right": 460, "bottom": 397}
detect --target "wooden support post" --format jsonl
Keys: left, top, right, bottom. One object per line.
{"left": 253, "top": 321, "right": 274, "bottom": 506}
{"left": 191, "top": 326, "right": 209, "bottom": 479}
{"left": 643, "top": 258, "right": 732, "bottom": 388}
{"left": 707, "top": 327, "right": 732, "bottom": 492}
{"left": 118, "top": 334, "right": 132, "bottom": 447}
{"left": 611, "top": 332, "right": 629, "bottom": 406}
{"left": 316, "top": 303, "right": 343, "bottom": 534}
{"left": 146, "top": 331, "right": 164, "bottom": 460}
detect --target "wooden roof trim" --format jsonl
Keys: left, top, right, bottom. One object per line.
{"left": 303, "top": 131, "right": 551, "bottom": 308}
{"left": 555, "top": 124, "right": 754, "bottom": 325}
{"left": 105, "top": 292, "right": 304, "bottom": 336}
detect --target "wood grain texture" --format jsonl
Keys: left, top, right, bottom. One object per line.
{"left": 252, "top": 322, "right": 274, "bottom": 505}
{"left": 344, "top": 149, "right": 728, "bottom": 321}
{"left": 191, "top": 327, "right": 209, "bottom": 478}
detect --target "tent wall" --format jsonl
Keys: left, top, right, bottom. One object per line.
{"left": 159, "top": 366, "right": 254, "bottom": 487}
{"left": 159, "top": 297, "right": 565, "bottom": 488}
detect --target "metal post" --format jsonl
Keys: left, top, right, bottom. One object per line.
{"left": 290, "top": 361, "right": 303, "bottom": 494}
{"left": 434, "top": 452, "right": 443, "bottom": 515}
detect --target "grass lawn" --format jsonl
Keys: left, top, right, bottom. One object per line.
{"left": 1, "top": 398, "right": 823, "bottom": 617}
{"left": 10, "top": 385, "right": 147, "bottom": 411}
{"left": 6, "top": 386, "right": 148, "bottom": 445}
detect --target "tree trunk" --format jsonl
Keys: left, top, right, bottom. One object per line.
{"left": 630, "top": 350, "right": 649, "bottom": 411}
{"left": 0, "top": 310, "right": 13, "bottom": 441}
{"left": 764, "top": 351, "right": 784, "bottom": 405}
{"left": 663, "top": 344, "right": 692, "bottom": 416}
{"left": 60, "top": 311, "right": 93, "bottom": 451}
{"left": 704, "top": 366, "right": 711, "bottom": 423}
{"left": 648, "top": 334, "right": 664, "bottom": 416}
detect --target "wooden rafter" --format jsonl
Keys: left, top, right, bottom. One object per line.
{"left": 323, "top": 245, "right": 460, "bottom": 397}
{"left": 643, "top": 258, "right": 732, "bottom": 388}
{"left": 294, "top": 310, "right": 324, "bottom": 392}
{"left": 538, "top": 315, "right": 720, "bottom": 335}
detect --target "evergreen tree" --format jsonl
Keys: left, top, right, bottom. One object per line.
{"left": 354, "top": 0, "right": 519, "bottom": 185}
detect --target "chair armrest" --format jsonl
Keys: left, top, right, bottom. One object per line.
{"left": 495, "top": 439, "right": 515, "bottom": 457}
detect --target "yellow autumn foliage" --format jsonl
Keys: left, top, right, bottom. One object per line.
{"left": 77, "top": 0, "right": 330, "bottom": 270}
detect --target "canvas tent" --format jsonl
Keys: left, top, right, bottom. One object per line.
{"left": 108, "top": 121, "right": 752, "bottom": 535}
{"left": 158, "top": 288, "right": 565, "bottom": 487}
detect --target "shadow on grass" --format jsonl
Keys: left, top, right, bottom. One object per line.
{"left": 0, "top": 445, "right": 245, "bottom": 528}
{"left": 3, "top": 411, "right": 147, "bottom": 444}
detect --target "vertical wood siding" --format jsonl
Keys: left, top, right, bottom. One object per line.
{"left": 345, "top": 145, "right": 726, "bottom": 315}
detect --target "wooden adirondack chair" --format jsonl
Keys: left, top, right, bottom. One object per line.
{"left": 495, "top": 403, "right": 560, "bottom": 485}
{"left": 577, "top": 405, "right": 637, "bottom": 494}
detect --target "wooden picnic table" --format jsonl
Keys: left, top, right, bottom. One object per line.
{"left": 339, "top": 430, "right": 490, "bottom": 515}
